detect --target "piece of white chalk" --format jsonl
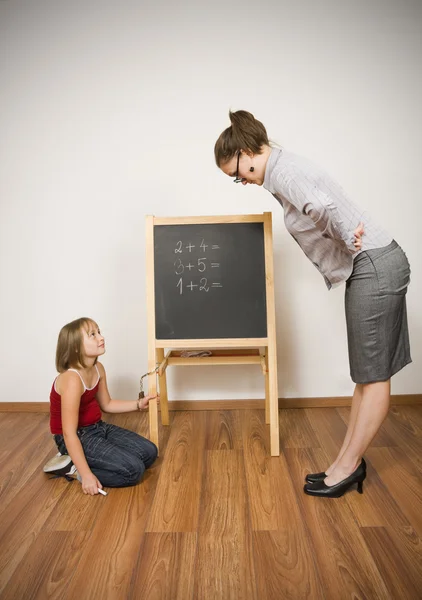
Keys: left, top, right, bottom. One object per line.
{"left": 98, "top": 488, "right": 107, "bottom": 496}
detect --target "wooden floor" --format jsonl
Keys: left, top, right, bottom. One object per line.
{"left": 0, "top": 406, "right": 421, "bottom": 600}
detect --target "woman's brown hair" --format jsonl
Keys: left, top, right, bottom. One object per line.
{"left": 55, "top": 317, "right": 99, "bottom": 373}
{"left": 214, "top": 110, "right": 270, "bottom": 167}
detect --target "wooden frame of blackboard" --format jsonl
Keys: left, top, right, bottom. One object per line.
{"left": 145, "top": 213, "right": 279, "bottom": 456}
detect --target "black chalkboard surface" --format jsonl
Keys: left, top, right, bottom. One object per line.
{"left": 153, "top": 222, "right": 268, "bottom": 339}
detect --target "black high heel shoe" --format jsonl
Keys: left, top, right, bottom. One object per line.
{"left": 305, "top": 457, "right": 366, "bottom": 484}
{"left": 303, "top": 462, "right": 366, "bottom": 498}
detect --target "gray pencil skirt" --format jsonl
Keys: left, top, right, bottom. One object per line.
{"left": 345, "top": 240, "right": 411, "bottom": 384}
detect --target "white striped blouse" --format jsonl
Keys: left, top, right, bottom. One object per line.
{"left": 263, "top": 148, "right": 392, "bottom": 289}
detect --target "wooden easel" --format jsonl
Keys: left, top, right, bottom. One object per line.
{"left": 145, "top": 213, "right": 279, "bottom": 456}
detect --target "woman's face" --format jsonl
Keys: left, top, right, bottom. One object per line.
{"left": 220, "top": 151, "right": 266, "bottom": 186}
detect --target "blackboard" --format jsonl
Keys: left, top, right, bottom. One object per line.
{"left": 153, "top": 222, "right": 268, "bottom": 339}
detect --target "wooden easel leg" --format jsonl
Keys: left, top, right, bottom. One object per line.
{"left": 156, "top": 348, "right": 169, "bottom": 426}
{"left": 148, "top": 351, "right": 159, "bottom": 452}
{"left": 267, "top": 342, "right": 280, "bottom": 457}
{"left": 265, "top": 354, "right": 270, "bottom": 425}
{"left": 260, "top": 347, "right": 270, "bottom": 424}
{"left": 263, "top": 211, "right": 280, "bottom": 456}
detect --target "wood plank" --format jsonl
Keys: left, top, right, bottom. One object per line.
{"left": 366, "top": 447, "right": 422, "bottom": 537}
{"left": 391, "top": 524, "right": 422, "bottom": 572}
{"left": 146, "top": 411, "right": 206, "bottom": 532}
{"left": 170, "top": 348, "right": 261, "bottom": 356}
{"left": 153, "top": 214, "right": 266, "bottom": 225}
{"left": 280, "top": 408, "right": 322, "bottom": 449}
{"left": 43, "top": 478, "right": 108, "bottom": 532}
{"left": 259, "top": 347, "right": 270, "bottom": 424}
{"left": 377, "top": 405, "right": 422, "bottom": 472}
{"left": 305, "top": 407, "right": 347, "bottom": 459}
{"left": 166, "top": 399, "right": 264, "bottom": 411}
{"left": 0, "top": 531, "right": 90, "bottom": 600}
{"left": 169, "top": 348, "right": 261, "bottom": 358}
{"left": 131, "top": 533, "right": 197, "bottom": 600}
{"left": 147, "top": 361, "right": 159, "bottom": 449}
{"left": 344, "top": 458, "right": 412, "bottom": 528}
{"left": 361, "top": 526, "right": 422, "bottom": 600}
{"left": 146, "top": 214, "right": 159, "bottom": 448}
{"left": 0, "top": 412, "right": 48, "bottom": 453}
{"left": 194, "top": 450, "right": 257, "bottom": 600}
{"left": 156, "top": 347, "right": 169, "bottom": 425}
{"left": 204, "top": 410, "right": 243, "bottom": 450}
{"left": 284, "top": 447, "right": 390, "bottom": 599}
{"left": 0, "top": 427, "right": 54, "bottom": 517}
{"left": 167, "top": 355, "right": 261, "bottom": 366}
{"left": 155, "top": 338, "right": 269, "bottom": 349}
{"left": 252, "top": 530, "right": 324, "bottom": 599}
{"left": 263, "top": 211, "right": 280, "bottom": 457}
{"left": 64, "top": 470, "right": 159, "bottom": 600}
{"left": 241, "top": 409, "right": 304, "bottom": 531}
{"left": 241, "top": 408, "right": 278, "bottom": 530}
{"left": 400, "top": 405, "right": 422, "bottom": 427}
{"left": 0, "top": 474, "right": 67, "bottom": 595}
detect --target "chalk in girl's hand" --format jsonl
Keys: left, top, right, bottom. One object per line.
{"left": 98, "top": 488, "right": 107, "bottom": 496}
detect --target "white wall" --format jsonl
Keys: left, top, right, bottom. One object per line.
{"left": 1, "top": 0, "right": 421, "bottom": 402}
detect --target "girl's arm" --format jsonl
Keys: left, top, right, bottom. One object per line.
{"left": 59, "top": 372, "right": 103, "bottom": 495}
{"left": 96, "top": 362, "right": 158, "bottom": 413}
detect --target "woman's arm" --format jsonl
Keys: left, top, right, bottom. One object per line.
{"left": 276, "top": 172, "right": 361, "bottom": 253}
{"left": 59, "top": 372, "right": 103, "bottom": 495}
{"left": 96, "top": 362, "right": 158, "bottom": 413}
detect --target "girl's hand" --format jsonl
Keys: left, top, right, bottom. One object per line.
{"left": 353, "top": 222, "right": 364, "bottom": 251}
{"left": 138, "top": 394, "right": 160, "bottom": 410}
{"left": 81, "top": 472, "right": 103, "bottom": 496}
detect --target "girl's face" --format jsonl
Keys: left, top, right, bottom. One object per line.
{"left": 82, "top": 322, "right": 105, "bottom": 361}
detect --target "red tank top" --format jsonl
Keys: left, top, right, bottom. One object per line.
{"left": 50, "top": 368, "right": 102, "bottom": 434}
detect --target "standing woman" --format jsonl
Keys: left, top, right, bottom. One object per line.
{"left": 214, "top": 110, "right": 411, "bottom": 498}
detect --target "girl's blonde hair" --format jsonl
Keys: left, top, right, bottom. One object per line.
{"left": 55, "top": 317, "right": 99, "bottom": 373}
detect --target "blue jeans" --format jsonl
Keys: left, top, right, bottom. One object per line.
{"left": 54, "top": 420, "right": 158, "bottom": 488}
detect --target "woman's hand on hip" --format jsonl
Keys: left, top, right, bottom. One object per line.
{"left": 353, "top": 222, "right": 364, "bottom": 251}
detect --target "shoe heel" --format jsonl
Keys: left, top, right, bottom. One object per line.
{"left": 357, "top": 480, "right": 364, "bottom": 494}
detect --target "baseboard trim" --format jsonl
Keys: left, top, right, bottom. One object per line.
{"left": 0, "top": 394, "right": 421, "bottom": 413}
{"left": 0, "top": 402, "right": 51, "bottom": 412}
{"left": 279, "top": 394, "right": 422, "bottom": 408}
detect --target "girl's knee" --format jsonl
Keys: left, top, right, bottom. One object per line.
{"left": 127, "top": 459, "right": 146, "bottom": 485}
{"left": 149, "top": 441, "right": 158, "bottom": 462}
{"left": 143, "top": 441, "right": 158, "bottom": 469}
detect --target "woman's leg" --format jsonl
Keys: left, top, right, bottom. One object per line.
{"left": 324, "top": 379, "right": 390, "bottom": 486}
{"left": 317, "top": 243, "right": 409, "bottom": 489}
{"left": 325, "top": 383, "right": 363, "bottom": 476}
